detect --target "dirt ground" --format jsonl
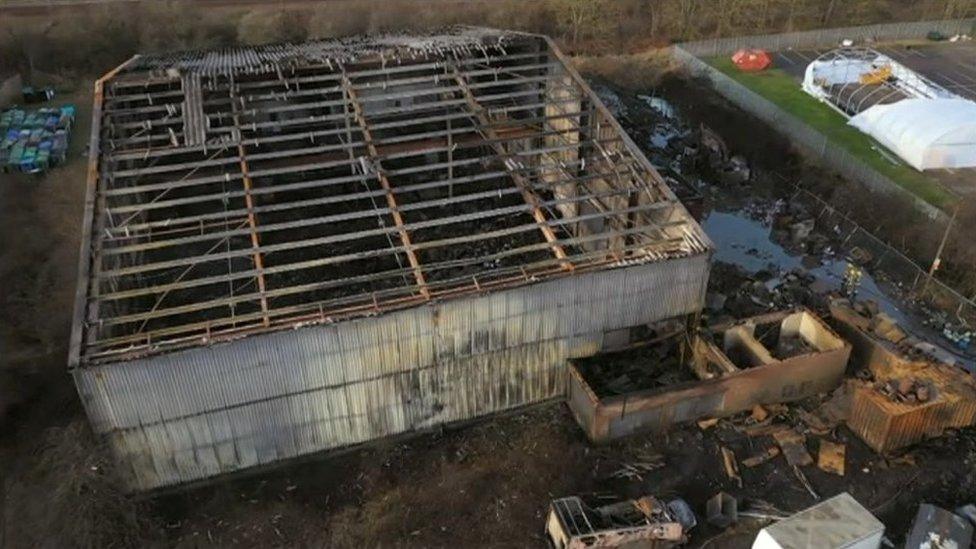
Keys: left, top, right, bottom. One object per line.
{"left": 3, "top": 69, "right": 976, "bottom": 548}
{"left": 0, "top": 84, "right": 91, "bottom": 428}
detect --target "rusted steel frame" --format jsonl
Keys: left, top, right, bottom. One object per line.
{"left": 341, "top": 75, "right": 430, "bottom": 300}
{"left": 97, "top": 167, "right": 632, "bottom": 272}
{"left": 139, "top": 125, "right": 543, "bottom": 177}
{"left": 108, "top": 94, "right": 584, "bottom": 149}
{"left": 108, "top": 50, "right": 546, "bottom": 95}
{"left": 68, "top": 54, "right": 141, "bottom": 369}
{"left": 132, "top": 219, "right": 251, "bottom": 336}
{"left": 113, "top": 94, "right": 580, "bottom": 153}
{"left": 104, "top": 88, "right": 185, "bottom": 106}
{"left": 108, "top": 119, "right": 539, "bottom": 179}
{"left": 102, "top": 64, "right": 557, "bottom": 117}
{"left": 98, "top": 180, "right": 653, "bottom": 279}
{"left": 107, "top": 82, "right": 577, "bottom": 133}
{"left": 92, "top": 231, "right": 696, "bottom": 357}
{"left": 339, "top": 76, "right": 413, "bottom": 290}
{"left": 88, "top": 226, "right": 689, "bottom": 353}
{"left": 101, "top": 148, "right": 632, "bottom": 256}
{"left": 535, "top": 150, "right": 629, "bottom": 232}
{"left": 111, "top": 217, "right": 250, "bottom": 243}
{"left": 105, "top": 106, "right": 602, "bottom": 196}
{"left": 230, "top": 83, "right": 271, "bottom": 327}
{"left": 545, "top": 37, "right": 709, "bottom": 251}
{"left": 545, "top": 47, "right": 696, "bottom": 239}
{"left": 107, "top": 135, "right": 627, "bottom": 216}
{"left": 112, "top": 146, "right": 232, "bottom": 230}
{"left": 105, "top": 179, "right": 519, "bottom": 256}
{"left": 451, "top": 68, "right": 573, "bottom": 271}
{"left": 534, "top": 141, "right": 669, "bottom": 246}
{"left": 104, "top": 146, "right": 630, "bottom": 231}
{"left": 111, "top": 47, "right": 543, "bottom": 98}
{"left": 109, "top": 104, "right": 586, "bottom": 164}
{"left": 107, "top": 170, "right": 507, "bottom": 233}
{"left": 97, "top": 221, "right": 675, "bottom": 328}
{"left": 542, "top": 91, "right": 660, "bottom": 213}
{"left": 532, "top": 149, "right": 629, "bottom": 263}
{"left": 104, "top": 61, "right": 562, "bottom": 114}
{"left": 98, "top": 201, "right": 678, "bottom": 304}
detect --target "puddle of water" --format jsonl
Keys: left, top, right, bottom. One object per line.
{"left": 705, "top": 209, "right": 905, "bottom": 320}
{"left": 613, "top": 85, "right": 975, "bottom": 369}
{"left": 703, "top": 211, "right": 801, "bottom": 273}
{"left": 702, "top": 209, "right": 974, "bottom": 370}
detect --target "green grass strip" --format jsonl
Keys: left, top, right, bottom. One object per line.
{"left": 707, "top": 56, "right": 955, "bottom": 209}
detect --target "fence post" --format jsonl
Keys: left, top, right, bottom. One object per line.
{"left": 873, "top": 249, "right": 887, "bottom": 270}
{"left": 841, "top": 227, "right": 857, "bottom": 248}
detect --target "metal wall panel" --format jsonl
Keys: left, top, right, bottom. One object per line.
{"left": 74, "top": 253, "right": 709, "bottom": 490}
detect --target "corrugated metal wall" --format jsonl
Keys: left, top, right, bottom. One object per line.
{"left": 74, "top": 254, "right": 709, "bottom": 490}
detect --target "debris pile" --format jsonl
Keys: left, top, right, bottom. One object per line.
{"left": 918, "top": 306, "right": 973, "bottom": 352}
{"left": 626, "top": 92, "right": 751, "bottom": 190}
{"left": 942, "top": 324, "right": 973, "bottom": 351}
{"left": 875, "top": 377, "right": 932, "bottom": 404}
{"left": 545, "top": 494, "right": 689, "bottom": 548}
{"left": 851, "top": 300, "right": 907, "bottom": 344}
{"left": 575, "top": 336, "right": 696, "bottom": 396}
{"left": 708, "top": 265, "right": 822, "bottom": 320}
{"left": 905, "top": 504, "right": 974, "bottom": 549}
{"left": 832, "top": 298, "right": 970, "bottom": 369}
{"left": 769, "top": 203, "right": 834, "bottom": 257}
{"left": 550, "top": 80, "right": 976, "bottom": 547}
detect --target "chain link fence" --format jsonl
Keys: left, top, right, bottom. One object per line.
{"left": 671, "top": 19, "right": 976, "bottom": 328}
{"left": 789, "top": 184, "right": 976, "bottom": 326}
{"left": 680, "top": 19, "right": 976, "bottom": 58}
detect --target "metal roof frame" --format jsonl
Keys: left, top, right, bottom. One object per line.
{"left": 70, "top": 28, "right": 711, "bottom": 366}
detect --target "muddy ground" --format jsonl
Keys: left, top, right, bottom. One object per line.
{"left": 2, "top": 71, "right": 976, "bottom": 547}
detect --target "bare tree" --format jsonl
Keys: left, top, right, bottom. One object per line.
{"left": 551, "top": 0, "right": 613, "bottom": 45}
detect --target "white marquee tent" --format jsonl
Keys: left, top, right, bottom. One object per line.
{"left": 848, "top": 98, "right": 976, "bottom": 171}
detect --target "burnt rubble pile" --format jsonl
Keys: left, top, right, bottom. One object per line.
{"left": 850, "top": 299, "right": 965, "bottom": 368}
{"left": 707, "top": 264, "right": 822, "bottom": 321}
{"left": 549, "top": 80, "right": 976, "bottom": 547}
{"left": 874, "top": 377, "right": 934, "bottom": 404}
{"left": 576, "top": 338, "right": 697, "bottom": 396}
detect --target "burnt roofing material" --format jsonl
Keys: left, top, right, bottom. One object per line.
{"left": 72, "top": 28, "right": 709, "bottom": 366}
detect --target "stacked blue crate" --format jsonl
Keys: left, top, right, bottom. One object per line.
{"left": 0, "top": 104, "right": 75, "bottom": 174}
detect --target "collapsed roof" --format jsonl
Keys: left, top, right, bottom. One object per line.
{"left": 72, "top": 28, "right": 710, "bottom": 366}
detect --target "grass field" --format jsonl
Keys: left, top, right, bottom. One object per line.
{"left": 707, "top": 56, "right": 956, "bottom": 210}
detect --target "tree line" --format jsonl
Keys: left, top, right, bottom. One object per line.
{"left": 1, "top": 0, "right": 975, "bottom": 76}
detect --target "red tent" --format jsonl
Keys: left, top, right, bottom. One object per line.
{"left": 731, "top": 49, "right": 772, "bottom": 72}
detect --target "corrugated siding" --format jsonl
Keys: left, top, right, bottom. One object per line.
{"left": 74, "top": 254, "right": 709, "bottom": 490}
{"left": 849, "top": 385, "right": 945, "bottom": 453}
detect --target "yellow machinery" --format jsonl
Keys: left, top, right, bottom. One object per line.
{"left": 860, "top": 65, "right": 892, "bottom": 85}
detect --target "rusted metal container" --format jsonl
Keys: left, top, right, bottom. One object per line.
{"left": 831, "top": 299, "right": 976, "bottom": 453}
{"left": 568, "top": 309, "right": 851, "bottom": 442}
{"left": 849, "top": 383, "right": 951, "bottom": 453}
